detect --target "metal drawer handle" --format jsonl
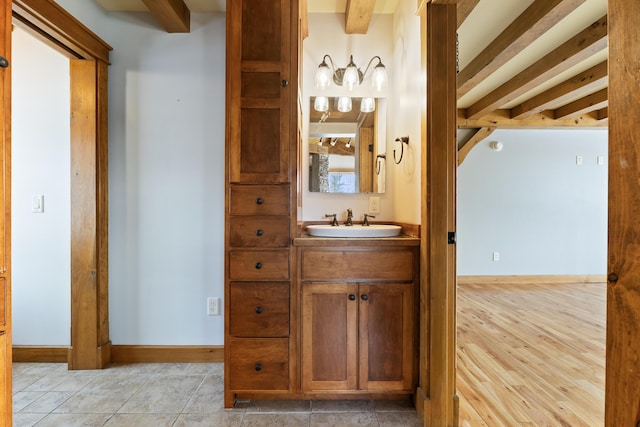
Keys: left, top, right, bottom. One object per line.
{"left": 255, "top": 363, "right": 262, "bottom": 372}
{"left": 256, "top": 197, "right": 264, "bottom": 205}
{"left": 255, "top": 262, "right": 262, "bottom": 269}
{"left": 255, "top": 306, "right": 263, "bottom": 314}
{"left": 348, "top": 294, "right": 356, "bottom": 301}
{"left": 256, "top": 229, "right": 263, "bottom": 236}
{"left": 361, "top": 294, "right": 369, "bottom": 301}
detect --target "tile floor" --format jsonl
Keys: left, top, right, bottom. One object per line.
{"left": 12, "top": 362, "right": 421, "bottom": 426}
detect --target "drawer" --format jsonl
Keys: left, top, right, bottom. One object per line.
{"left": 229, "top": 250, "right": 290, "bottom": 280}
{"left": 301, "top": 249, "right": 415, "bottom": 281}
{"left": 230, "top": 282, "right": 290, "bottom": 337}
{"left": 229, "top": 338, "right": 289, "bottom": 391}
{"left": 0, "top": 278, "right": 4, "bottom": 327}
{"left": 230, "top": 186, "right": 290, "bottom": 215}
{"left": 229, "top": 217, "right": 290, "bottom": 247}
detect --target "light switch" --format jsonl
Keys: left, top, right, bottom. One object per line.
{"left": 32, "top": 195, "right": 44, "bottom": 213}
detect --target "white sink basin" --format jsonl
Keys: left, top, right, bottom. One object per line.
{"left": 307, "top": 224, "right": 402, "bottom": 238}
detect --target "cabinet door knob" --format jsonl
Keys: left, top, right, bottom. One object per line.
{"left": 256, "top": 229, "right": 263, "bottom": 236}
{"left": 255, "top": 363, "right": 262, "bottom": 371}
{"left": 281, "top": 79, "right": 288, "bottom": 87}
{"left": 255, "top": 262, "right": 262, "bottom": 269}
{"left": 256, "top": 197, "right": 264, "bottom": 205}
{"left": 348, "top": 294, "right": 356, "bottom": 301}
{"left": 0, "top": 56, "right": 8, "bottom": 68}
{"left": 255, "top": 306, "right": 263, "bottom": 314}
{"left": 361, "top": 294, "right": 369, "bottom": 301}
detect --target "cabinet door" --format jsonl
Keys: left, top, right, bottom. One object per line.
{"left": 227, "top": 0, "right": 292, "bottom": 184}
{"left": 302, "top": 283, "right": 357, "bottom": 391}
{"left": 359, "top": 283, "right": 414, "bottom": 391}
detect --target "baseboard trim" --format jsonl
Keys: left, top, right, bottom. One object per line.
{"left": 111, "top": 345, "right": 224, "bottom": 363}
{"left": 457, "top": 274, "right": 607, "bottom": 285}
{"left": 13, "top": 346, "right": 70, "bottom": 363}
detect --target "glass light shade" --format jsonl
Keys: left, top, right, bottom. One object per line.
{"left": 337, "top": 96, "right": 352, "bottom": 112}
{"left": 315, "top": 63, "right": 332, "bottom": 90}
{"left": 342, "top": 58, "right": 360, "bottom": 91}
{"left": 314, "top": 96, "right": 329, "bottom": 112}
{"left": 360, "top": 97, "right": 375, "bottom": 113}
{"left": 371, "top": 63, "right": 388, "bottom": 92}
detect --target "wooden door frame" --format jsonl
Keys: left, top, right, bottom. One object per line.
{"left": 11, "top": 0, "right": 111, "bottom": 369}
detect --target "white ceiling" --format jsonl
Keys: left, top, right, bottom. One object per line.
{"left": 96, "top": 0, "right": 399, "bottom": 13}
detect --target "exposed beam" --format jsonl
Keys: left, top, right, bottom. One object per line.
{"left": 596, "top": 107, "right": 608, "bottom": 120}
{"left": 140, "top": 0, "right": 190, "bottom": 33}
{"left": 457, "top": 0, "right": 480, "bottom": 28}
{"left": 466, "top": 15, "right": 608, "bottom": 120}
{"left": 345, "top": 0, "right": 375, "bottom": 34}
{"left": 458, "top": 109, "right": 608, "bottom": 128}
{"left": 458, "top": 127, "right": 496, "bottom": 166}
{"left": 458, "top": 0, "right": 586, "bottom": 98}
{"left": 511, "top": 61, "right": 608, "bottom": 119}
{"left": 554, "top": 88, "right": 608, "bottom": 119}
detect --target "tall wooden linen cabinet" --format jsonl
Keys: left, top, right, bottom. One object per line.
{"left": 224, "top": 0, "right": 299, "bottom": 407}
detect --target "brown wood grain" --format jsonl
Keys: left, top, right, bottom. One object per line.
{"left": 345, "top": 0, "right": 375, "bottom": 34}
{"left": 229, "top": 217, "right": 290, "bottom": 247}
{"left": 228, "top": 338, "right": 289, "bottom": 391}
{"left": 458, "top": 109, "right": 607, "bottom": 128}
{"left": 607, "top": 0, "right": 640, "bottom": 424}
{"left": 229, "top": 282, "right": 290, "bottom": 337}
{"left": 140, "top": 0, "right": 189, "bottom": 33}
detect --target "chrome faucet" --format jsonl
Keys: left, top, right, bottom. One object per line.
{"left": 345, "top": 208, "right": 354, "bottom": 226}
{"left": 363, "top": 213, "right": 375, "bottom": 226}
{"left": 325, "top": 213, "right": 339, "bottom": 226}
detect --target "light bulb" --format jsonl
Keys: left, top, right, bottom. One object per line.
{"left": 314, "top": 62, "right": 332, "bottom": 90}
{"left": 371, "top": 63, "right": 387, "bottom": 92}
{"left": 314, "top": 96, "right": 329, "bottom": 112}
{"left": 360, "top": 97, "right": 375, "bottom": 113}
{"left": 342, "top": 56, "right": 360, "bottom": 91}
{"left": 337, "top": 96, "right": 352, "bottom": 112}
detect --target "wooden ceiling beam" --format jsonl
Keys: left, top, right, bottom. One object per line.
{"left": 140, "top": 0, "right": 190, "bottom": 33}
{"left": 458, "top": 109, "right": 607, "bottom": 128}
{"left": 457, "top": 0, "right": 480, "bottom": 28}
{"left": 345, "top": 0, "right": 375, "bottom": 34}
{"left": 300, "top": 0, "right": 309, "bottom": 39}
{"left": 596, "top": 107, "right": 608, "bottom": 121}
{"left": 466, "top": 15, "right": 608, "bottom": 120}
{"left": 554, "top": 88, "right": 608, "bottom": 119}
{"left": 458, "top": 127, "right": 496, "bottom": 166}
{"left": 458, "top": 0, "right": 586, "bottom": 98}
{"left": 511, "top": 61, "right": 608, "bottom": 119}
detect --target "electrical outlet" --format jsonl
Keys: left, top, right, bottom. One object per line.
{"left": 492, "top": 251, "right": 500, "bottom": 262}
{"left": 576, "top": 155, "right": 583, "bottom": 165}
{"left": 207, "top": 297, "right": 220, "bottom": 316}
{"left": 597, "top": 155, "right": 605, "bottom": 165}
{"left": 369, "top": 196, "right": 380, "bottom": 214}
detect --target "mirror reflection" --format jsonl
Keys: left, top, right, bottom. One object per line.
{"left": 308, "top": 97, "right": 386, "bottom": 193}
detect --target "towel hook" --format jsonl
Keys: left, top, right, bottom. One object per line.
{"left": 393, "top": 136, "right": 409, "bottom": 164}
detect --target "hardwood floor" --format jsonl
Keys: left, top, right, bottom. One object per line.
{"left": 457, "top": 281, "right": 605, "bottom": 426}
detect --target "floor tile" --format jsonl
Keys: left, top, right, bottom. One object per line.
{"left": 13, "top": 391, "right": 45, "bottom": 412}
{"left": 12, "top": 412, "right": 46, "bottom": 427}
{"left": 117, "top": 375, "right": 203, "bottom": 413}
{"left": 241, "top": 413, "right": 310, "bottom": 426}
{"left": 54, "top": 391, "right": 132, "bottom": 414}
{"left": 174, "top": 412, "right": 244, "bottom": 427}
{"left": 373, "top": 399, "right": 415, "bottom": 412}
{"left": 311, "top": 400, "right": 376, "bottom": 413}
{"left": 103, "top": 413, "right": 179, "bottom": 426}
{"left": 34, "top": 413, "right": 111, "bottom": 427}
{"left": 310, "top": 412, "right": 379, "bottom": 426}
{"left": 250, "top": 400, "right": 312, "bottom": 413}
{"left": 20, "top": 391, "right": 75, "bottom": 413}
{"left": 377, "top": 411, "right": 422, "bottom": 426}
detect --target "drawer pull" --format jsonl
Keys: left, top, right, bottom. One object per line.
{"left": 256, "top": 197, "right": 264, "bottom": 205}
{"left": 256, "top": 229, "right": 264, "bottom": 236}
{"left": 361, "top": 294, "right": 369, "bottom": 301}
{"left": 255, "top": 306, "right": 263, "bottom": 314}
{"left": 255, "top": 262, "right": 262, "bottom": 269}
{"left": 255, "top": 363, "right": 262, "bottom": 371}
{"left": 281, "top": 79, "right": 289, "bottom": 87}
{"left": 348, "top": 294, "right": 356, "bottom": 301}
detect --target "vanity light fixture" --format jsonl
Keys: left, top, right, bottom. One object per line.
{"left": 314, "top": 54, "right": 388, "bottom": 91}
{"left": 345, "top": 138, "right": 352, "bottom": 149}
{"left": 330, "top": 138, "right": 337, "bottom": 146}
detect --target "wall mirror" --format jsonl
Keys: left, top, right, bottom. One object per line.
{"left": 308, "top": 97, "right": 386, "bottom": 193}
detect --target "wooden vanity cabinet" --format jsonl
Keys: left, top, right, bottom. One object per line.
{"left": 224, "top": 0, "right": 299, "bottom": 408}
{"left": 299, "top": 244, "right": 419, "bottom": 396}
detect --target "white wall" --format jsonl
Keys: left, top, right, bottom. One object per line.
{"left": 389, "top": 1, "right": 422, "bottom": 224}
{"left": 302, "top": 13, "right": 394, "bottom": 222}
{"left": 105, "top": 13, "right": 226, "bottom": 345}
{"left": 457, "top": 129, "right": 608, "bottom": 275}
{"left": 12, "top": 27, "right": 71, "bottom": 345}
